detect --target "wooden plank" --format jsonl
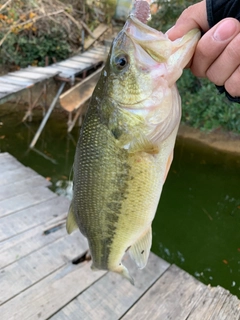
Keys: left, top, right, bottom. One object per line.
{"left": 0, "top": 175, "right": 51, "bottom": 201}
{"left": 84, "top": 24, "right": 109, "bottom": 50}
{"left": 0, "top": 186, "right": 56, "bottom": 218}
{"left": 0, "top": 82, "right": 24, "bottom": 93}
{"left": 69, "top": 56, "right": 95, "bottom": 65}
{"left": 0, "top": 215, "right": 67, "bottom": 269}
{"left": 8, "top": 71, "right": 50, "bottom": 81}
{"left": 0, "top": 231, "right": 87, "bottom": 306}
{"left": 0, "top": 75, "right": 33, "bottom": 87}
{"left": 59, "top": 68, "right": 102, "bottom": 112}
{"left": 0, "top": 166, "right": 38, "bottom": 186}
{"left": 26, "top": 66, "right": 60, "bottom": 76}
{"left": 122, "top": 264, "right": 207, "bottom": 320}
{"left": 51, "top": 253, "right": 170, "bottom": 320}
{"left": 0, "top": 155, "right": 24, "bottom": 173}
{"left": 0, "top": 255, "right": 105, "bottom": 320}
{"left": 216, "top": 291, "right": 240, "bottom": 319}
{"left": 0, "top": 196, "right": 69, "bottom": 242}
{"left": 187, "top": 286, "right": 238, "bottom": 319}
{"left": 0, "top": 152, "right": 9, "bottom": 158}
{"left": 48, "top": 66, "right": 77, "bottom": 78}
{"left": 56, "top": 61, "right": 88, "bottom": 70}
{"left": 81, "top": 52, "right": 105, "bottom": 59}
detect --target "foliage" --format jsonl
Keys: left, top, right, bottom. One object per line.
{"left": 0, "top": 0, "right": 99, "bottom": 69}
{"left": 178, "top": 70, "right": 240, "bottom": 133}
{"left": 149, "top": 0, "right": 199, "bottom": 32}
{"left": 0, "top": 26, "right": 71, "bottom": 68}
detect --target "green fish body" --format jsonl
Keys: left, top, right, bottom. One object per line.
{"left": 67, "top": 14, "right": 200, "bottom": 283}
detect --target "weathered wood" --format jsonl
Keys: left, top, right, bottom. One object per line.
{"left": 8, "top": 71, "right": 50, "bottom": 81}
{"left": 26, "top": 66, "right": 60, "bottom": 76}
{"left": 0, "top": 186, "right": 56, "bottom": 218}
{"left": 0, "top": 196, "right": 69, "bottom": 242}
{"left": 122, "top": 264, "right": 207, "bottom": 320}
{"left": 0, "top": 231, "right": 87, "bottom": 305}
{"left": 0, "top": 75, "right": 33, "bottom": 86}
{"left": 0, "top": 258, "right": 105, "bottom": 320}
{"left": 57, "top": 61, "right": 88, "bottom": 69}
{"left": 0, "top": 166, "right": 38, "bottom": 186}
{"left": 51, "top": 253, "right": 170, "bottom": 320}
{"left": 0, "top": 175, "right": 51, "bottom": 201}
{"left": 0, "top": 82, "right": 24, "bottom": 93}
{"left": 0, "top": 217, "right": 67, "bottom": 269}
{"left": 187, "top": 286, "right": 240, "bottom": 319}
{"left": 84, "top": 24, "right": 109, "bottom": 50}
{"left": 216, "top": 291, "right": 240, "bottom": 319}
{"left": 59, "top": 68, "right": 102, "bottom": 112}
{"left": 0, "top": 155, "right": 25, "bottom": 173}
{"left": 48, "top": 66, "right": 78, "bottom": 78}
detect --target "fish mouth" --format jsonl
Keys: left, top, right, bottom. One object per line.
{"left": 114, "top": 91, "right": 153, "bottom": 109}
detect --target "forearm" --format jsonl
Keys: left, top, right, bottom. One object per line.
{"left": 207, "top": 0, "right": 240, "bottom": 27}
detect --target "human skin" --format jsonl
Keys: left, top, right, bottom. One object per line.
{"left": 167, "top": 0, "right": 240, "bottom": 98}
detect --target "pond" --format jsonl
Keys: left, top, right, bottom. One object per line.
{"left": 1, "top": 105, "right": 240, "bottom": 298}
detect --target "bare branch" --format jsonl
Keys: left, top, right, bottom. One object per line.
{"left": 0, "top": 0, "right": 13, "bottom": 13}
{"left": 63, "top": 11, "right": 96, "bottom": 39}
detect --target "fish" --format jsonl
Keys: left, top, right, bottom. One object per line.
{"left": 66, "top": 2, "right": 200, "bottom": 284}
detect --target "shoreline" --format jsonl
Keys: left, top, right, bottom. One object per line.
{"left": 178, "top": 124, "right": 240, "bottom": 156}
{"left": 1, "top": 101, "right": 240, "bottom": 156}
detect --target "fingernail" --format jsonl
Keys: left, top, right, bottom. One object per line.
{"left": 213, "top": 19, "right": 238, "bottom": 41}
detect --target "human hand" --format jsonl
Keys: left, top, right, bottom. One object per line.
{"left": 167, "top": 0, "right": 240, "bottom": 98}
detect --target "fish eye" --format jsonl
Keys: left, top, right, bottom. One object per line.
{"left": 114, "top": 55, "right": 129, "bottom": 70}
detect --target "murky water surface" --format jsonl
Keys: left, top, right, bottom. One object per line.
{"left": 1, "top": 105, "right": 240, "bottom": 297}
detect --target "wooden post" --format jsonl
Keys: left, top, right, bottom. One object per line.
{"left": 29, "top": 82, "right": 66, "bottom": 149}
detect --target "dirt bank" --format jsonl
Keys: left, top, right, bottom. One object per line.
{"left": 178, "top": 124, "right": 240, "bottom": 156}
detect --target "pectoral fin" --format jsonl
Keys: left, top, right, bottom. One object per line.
{"left": 129, "top": 227, "right": 152, "bottom": 269}
{"left": 129, "top": 134, "right": 159, "bottom": 154}
{"left": 66, "top": 204, "right": 78, "bottom": 234}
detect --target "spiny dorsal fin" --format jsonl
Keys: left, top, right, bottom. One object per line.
{"left": 66, "top": 203, "right": 78, "bottom": 234}
{"left": 129, "top": 227, "right": 152, "bottom": 269}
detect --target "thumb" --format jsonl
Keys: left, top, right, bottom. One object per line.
{"left": 167, "top": 1, "right": 209, "bottom": 40}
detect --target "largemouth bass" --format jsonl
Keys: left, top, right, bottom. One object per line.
{"left": 67, "top": 3, "right": 200, "bottom": 284}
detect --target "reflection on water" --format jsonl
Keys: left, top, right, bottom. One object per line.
{"left": 0, "top": 106, "right": 240, "bottom": 297}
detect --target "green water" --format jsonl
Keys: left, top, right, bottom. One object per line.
{"left": 1, "top": 106, "right": 240, "bottom": 297}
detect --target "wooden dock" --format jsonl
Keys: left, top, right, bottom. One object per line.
{"left": 1, "top": 152, "right": 240, "bottom": 320}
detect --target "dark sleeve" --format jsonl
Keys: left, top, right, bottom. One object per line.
{"left": 206, "top": 0, "right": 240, "bottom": 103}
{"left": 206, "top": 0, "right": 240, "bottom": 27}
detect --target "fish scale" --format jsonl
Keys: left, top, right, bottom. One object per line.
{"left": 67, "top": 2, "right": 200, "bottom": 283}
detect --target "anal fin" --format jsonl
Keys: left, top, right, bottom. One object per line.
{"left": 129, "top": 227, "right": 152, "bottom": 269}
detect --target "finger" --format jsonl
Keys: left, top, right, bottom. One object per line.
{"left": 167, "top": 1, "right": 208, "bottom": 40}
{"left": 191, "top": 18, "right": 240, "bottom": 77}
{"left": 224, "top": 65, "right": 240, "bottom": 97}
{"left": 206, "top": 32, "right": 240, "bottom": 85}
